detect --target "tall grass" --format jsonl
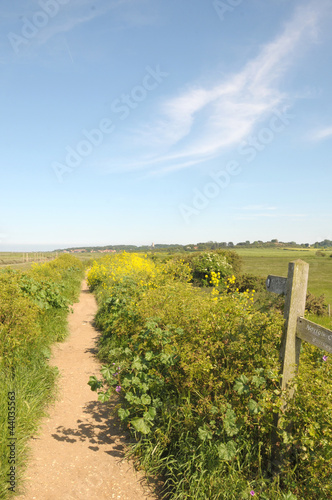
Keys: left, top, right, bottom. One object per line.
{"left": 0, "top": 363, "right": 59, "bottom": 498}
{"left": 0, "top": 254, "right": 85, "bottom": 498}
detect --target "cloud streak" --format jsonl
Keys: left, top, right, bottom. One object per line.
{"left": 310, "top": 126, "right": 332, "bottom": 142}
{"left": 233, "top": 205, "right": 306, "bottom": 220}
{"left": 103, "top": 2, "right": 327, "bottom": 175}
{"left": 34, "top": 0, "right": 134, "bottom": 47}
{"left": 3, "top": 0, "right": 150, "bottom": 55}
{"left": 234, "top": 213, "right": 307, "bottom": 220}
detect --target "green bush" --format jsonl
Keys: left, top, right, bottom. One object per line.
{"left": 226, "top": 273, "right": 266, "bottom": 294}
{"left": 305, "top": 292, "right": 328, "bottom": 316}
{"left": 279, "top": 343, "right": 332, "bottom": 498}
{"left": 0, "top": 255, "right": 84, "bottom": 498}
{"left": 88, "top": 253, "right": 332, "bottom": 499}
{"left": 182, "top": 251, "right": 235, "bottom": 286}
{"left": 0, "top": 274, "right": 41, "bottom": 371}
{"left": 231, "top": 276, "right": 328, "bottom": 318}
{"left": 30, "top": 253, "right": 85, "bottom": 303}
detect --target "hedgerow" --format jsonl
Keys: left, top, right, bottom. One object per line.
{"left": 0, "top": 254, "right": 84, "bottom": 498}
{"left": 88, "top": 252, "right": 332, "bottom": 499}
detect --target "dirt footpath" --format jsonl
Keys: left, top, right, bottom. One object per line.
{"left": 16, "top": 280, "right": 158, "bottom": 500}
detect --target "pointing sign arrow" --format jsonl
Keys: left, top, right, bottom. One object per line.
{"left": 266, "top": 275, "right": 288, "bottom": 295}
{"left": 297, "top": 317, "right": 332, "bottom": 353}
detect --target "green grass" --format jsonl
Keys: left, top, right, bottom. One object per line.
{"left": 235, "top": 247, "right": 332, "bottom": 305}
{"left": 0, "top": 255, "right": 85, "bottom": 498}
{"left": 0, "top": 252, "right": 57, "bottom": 269}
{"left": 0, "top": 363, "right": 59, "bottom": 499}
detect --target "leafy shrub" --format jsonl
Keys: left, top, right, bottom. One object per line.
{"left": 19, "top": 274, "right": 70, "bottom": 310}
{"left": 226, "top": 273, "right": 266, "bottom": 294}
{"left": 229, "top": 276, "right": 328, "bottom": 318}
{"left": 87, "top": 252, "right": 332, "bottom": 499}
{"left": 279, "top": 344, "right": 332, "bottom": 498}
{"left": 30, "top": 253, "right": 85, "bottom": 303}
{"left": 219, "top": 249, "right": 242, "bottom": 274}
{"left": 184, "top": 251, "right": 233, "bottom": 286}
{"left": 87, "top": 252, "right": 160, "bottom": 291}
{"left": 305, "top": 292, "right": 328, "bottom": 316}
{"left": 0, "top": 274, "right": 41, "bottom": 370}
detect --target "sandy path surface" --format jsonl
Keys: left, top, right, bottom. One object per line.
{"left": 16, "top": 280, "right": 158, "bottom": 500}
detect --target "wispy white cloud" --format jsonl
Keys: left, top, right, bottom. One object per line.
{"left": 233, "top": 205, "right": 306, "bottom": 220}
{"left": 103, "top": 2, "right": 327, "bottom": 175}
{"left": 234, "top": 213, "right": 306, "bottom": 220}
{"left": 32, "top": 0, "right": 132, "bottom": 47}
{"left": 292, "top": 86, "right": 322, "bottom": 99}
{"left": 241, "top": 205, "right": 277, "bottom": 211}
{"left": 309, "top": 126, "right": 332, "bottom": 142}
{"left": 2, "top": 0, "right": 152, "bottom": 56}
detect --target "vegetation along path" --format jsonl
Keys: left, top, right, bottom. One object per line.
{"left": 16, "top": 280, "right": 157, "bottom": 500}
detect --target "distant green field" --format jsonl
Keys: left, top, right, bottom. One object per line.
{"left": 0, "top": 251, "right": 105, "bottom": 271}
{"left": 74, "top": 252, "right": 103, "bottom": 262}
{"left": 0, "top": 252, "right": 57, "bottom": 269}
{"left": 235, "top": 247, "right": 332, "bottom": 305}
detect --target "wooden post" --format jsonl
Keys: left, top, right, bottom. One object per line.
{"left": 271, "top": 259, "right": 309, "bottom": 473}
{"left": 267, "top": 260, "right": 332, "bottom": 474}
{"left": 279, "top": 259, "right": 309, "bottom": 404}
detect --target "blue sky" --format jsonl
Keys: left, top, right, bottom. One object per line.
{"left": 1, "top": 0, "right": 332, "bottom": 250}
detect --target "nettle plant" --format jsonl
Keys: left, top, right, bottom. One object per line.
{"left": 19, "top": 275, "right": 70, "bottom": 310}
{"left": 89, "top": 319, "right": 181, "bottom": 435}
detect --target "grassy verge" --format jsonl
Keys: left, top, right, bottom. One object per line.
{"left": 0, "top": 255, "right": 85, "bottom": 498}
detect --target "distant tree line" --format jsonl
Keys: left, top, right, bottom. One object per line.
{"left": 56, "top": 239, "right": 332, "bottom": 253}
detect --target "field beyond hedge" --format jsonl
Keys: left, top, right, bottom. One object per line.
{"left": 234, "top": 247, "right": 332, "bottom": 305}
{"left": 87, "top": 251, "right": 332, "bottom": 500}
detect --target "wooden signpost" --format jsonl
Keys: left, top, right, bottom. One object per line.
{"left": 296, "top": 317, "right": 332, "bottom": 353}
{"left": 266, "top": 275, "right": 288, "bottom": 295}
{"left": 266, "top": 259, "right": 332, "bottom": 471}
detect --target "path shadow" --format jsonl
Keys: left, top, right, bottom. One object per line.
{"left": 50, "top": 398, "right": 163, "bottom": 496}
{"left": 84, "top": 332, "right": 101, "bottom": 356}
{"left": 50, "top": 397, "right": 132, "bottom": 458}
